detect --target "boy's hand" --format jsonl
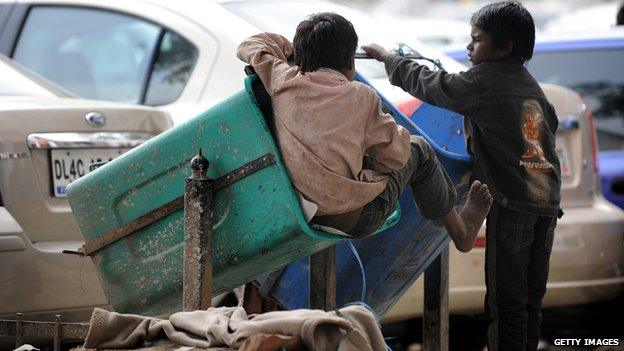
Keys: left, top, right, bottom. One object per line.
{"left": 362, "top": 43, "right": 392, "bottom": 62}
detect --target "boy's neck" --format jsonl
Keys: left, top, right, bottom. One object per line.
{"left": 476, "top": 57, "right": 523, "bottom": 67}
{"left": 492, "top": 57, "right": 524, "bottom": 65}
{"left": 317, "top": 67, "right": 350, "bottom": 79}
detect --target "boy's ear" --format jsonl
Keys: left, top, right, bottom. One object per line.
{"left": 346, "top": 54, "right": 355, "bottom": 70}
{"left": 497, "top": 40, "right": 513, "bottom": 58}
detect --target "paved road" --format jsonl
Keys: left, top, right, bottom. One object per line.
{"left": 383, "top": 295, "right": 624, "bottom": 351}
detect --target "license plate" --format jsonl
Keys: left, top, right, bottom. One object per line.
{"left": 51, "top": 148, "right": 129, "bottom": 197}
{"left": 556, "top": 148, "right": 571, "bottom": 177}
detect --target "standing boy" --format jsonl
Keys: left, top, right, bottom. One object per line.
{"left": 364, "top": 2, "right": 561, "bottom": 350}
{"left": 237, "top": 13, "right": 492, "bottom": 252}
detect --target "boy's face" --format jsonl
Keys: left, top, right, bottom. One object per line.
{"left": 466, "top": 25, "right": 510, "bottom": 65}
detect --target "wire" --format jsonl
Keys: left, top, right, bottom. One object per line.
{"left": 395, "top": 42, "right": 445, "bottom": 71}
{"left": 343, "top": 243, "right": 395, "bottom": 351}
{"left": 347, "top": 240, "right": 366, "bottom": 303}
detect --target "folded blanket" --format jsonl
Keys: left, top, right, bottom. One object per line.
{"left": 83, "top": 305, "right": 386, "bottom": 351}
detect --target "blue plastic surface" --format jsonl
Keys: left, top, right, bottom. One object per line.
{"left": 599, "top": 151, "right": 624, "bottom": 210}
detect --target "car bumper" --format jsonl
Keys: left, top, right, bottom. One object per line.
{"left": 0, "top": 208, "right": 109, "bottom": 321}
{"left": 383, "top": 197, "right": 624, "bottom": 323}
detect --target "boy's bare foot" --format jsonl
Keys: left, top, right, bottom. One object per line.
{"left": 460, "top": 180, "right": 493, "bottom": 239}
{"left": 441, "top": 180, "right": 493, "bottom": 252}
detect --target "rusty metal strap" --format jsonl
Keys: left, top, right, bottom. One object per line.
{"left": 76, "top": 197, "right": 184, "bottom": 256}
{"left": 72, "top": 153, "right": 276, "bottom": 256}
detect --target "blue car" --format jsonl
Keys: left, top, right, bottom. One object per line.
{"left": 445, "top": 28, "right": 624, "bottom": 210}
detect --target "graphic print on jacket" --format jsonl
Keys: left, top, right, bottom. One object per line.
{"left": 518, "top": 99, "right": 557, "bottom": 205}
{"left": 520, "top": 99, "right": 554, "bottom": 174}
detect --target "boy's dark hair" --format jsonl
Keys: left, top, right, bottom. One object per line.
{"left": 293, "top": 12, "right": 358, "bottom": 73}
{"left": 471, "top": 1, "right": 535, "bottom": 62}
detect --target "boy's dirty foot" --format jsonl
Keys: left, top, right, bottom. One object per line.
{"left": 460, "top": 180, "right": 493, "bottom": 239}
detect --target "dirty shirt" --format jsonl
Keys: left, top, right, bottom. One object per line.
{"left": 383, "top": 55, "right": 561, "bottom": 216}
{"left": 237, "top": 33, "right": 410, "bottom": 215}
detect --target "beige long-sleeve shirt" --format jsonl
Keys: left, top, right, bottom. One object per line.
{"left": 237, "top": 33, "right": 410, "bottom": 215}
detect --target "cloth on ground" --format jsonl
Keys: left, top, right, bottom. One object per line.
{"left": 82, "top": 305, "right": 387, "bottom": 351}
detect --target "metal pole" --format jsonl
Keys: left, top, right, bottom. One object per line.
{"left": 15, "top": 313, "right": 23, "bottom": 349}
{"left": 53, "top": 314, "right": 61, "bottom": 351}
{"left": 309, "top": 246, "right": 336, "bottom": 310}
{"left": 423, "top": 245, "right": 449, "bottom": 351}
{"left": 183, "top": 148, "right": 214, "bottom": 311}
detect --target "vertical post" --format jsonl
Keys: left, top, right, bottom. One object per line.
{"left": 15, "top": 313, "right": 23, "bottom": 349}
{"left": 309, "top": 246, "right": 336, "bottom": 310}
{"left": 183, "top": 149, "right": 214, "bottom": 311}
{"left": 423, "top": 245, "right": 449, "bottom": 351}
{"left": 54, "top": 314, "right": 61, "bottom": 351}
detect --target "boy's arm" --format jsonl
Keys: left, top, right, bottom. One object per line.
{"left": 364, "top": 90, "right": 411, "bottom": 173}
{"left": 237, "top": 33, "right": 294, "bottom": 95}
{"left": 382, "top": 54, "right": 478, "bottom": 116}
{"left": 363, "top": 43, "right": 478, "bottom": 116}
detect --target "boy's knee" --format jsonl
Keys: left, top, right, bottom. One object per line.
{"left": 410, "top": 135, "right": 435, "bottom": 160}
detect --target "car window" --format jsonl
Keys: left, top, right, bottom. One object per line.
{"left": 527, "top": 48, "right": 624, "bottom": 151}
{"left": 144, "top": 31, "right": 198, "bottom": 106}
{"left": 12, "top": 6, "right": 197, "bottom": 105}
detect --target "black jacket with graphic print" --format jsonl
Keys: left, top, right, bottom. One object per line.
{"left": 383, "top": 55, "right": 561, "bottom": 217}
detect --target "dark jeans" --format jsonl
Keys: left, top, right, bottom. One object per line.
{"left": 485, "top": 202, "right": 556, "bottom": 351}
{"left": 347, "top": 136, "right": 457, "bottom": 237}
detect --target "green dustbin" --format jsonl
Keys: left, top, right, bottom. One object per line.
{"left": 67, "top": 76, "right": 348, "bottom": 316}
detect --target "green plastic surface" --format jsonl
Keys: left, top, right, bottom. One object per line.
{"left": 67, "top": 75, "right": 398, "bottom": 316}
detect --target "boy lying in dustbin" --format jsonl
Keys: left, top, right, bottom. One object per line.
{"left": 236, "top": 12, "right": 492, "bottom": 252}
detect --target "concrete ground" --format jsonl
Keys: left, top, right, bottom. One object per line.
{"left": 382, "top": 295, "right": 624, "bottom": 351}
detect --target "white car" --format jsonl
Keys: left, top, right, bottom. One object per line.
{"left": 0, "top": 55, "right": 172, "bottom": 322}
{"left": 0, "top": 0, "right": 622, "bottom": 326}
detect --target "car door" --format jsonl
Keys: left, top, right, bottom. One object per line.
{"left": 0, "top": 3, "right": 199, "bottom": 107}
